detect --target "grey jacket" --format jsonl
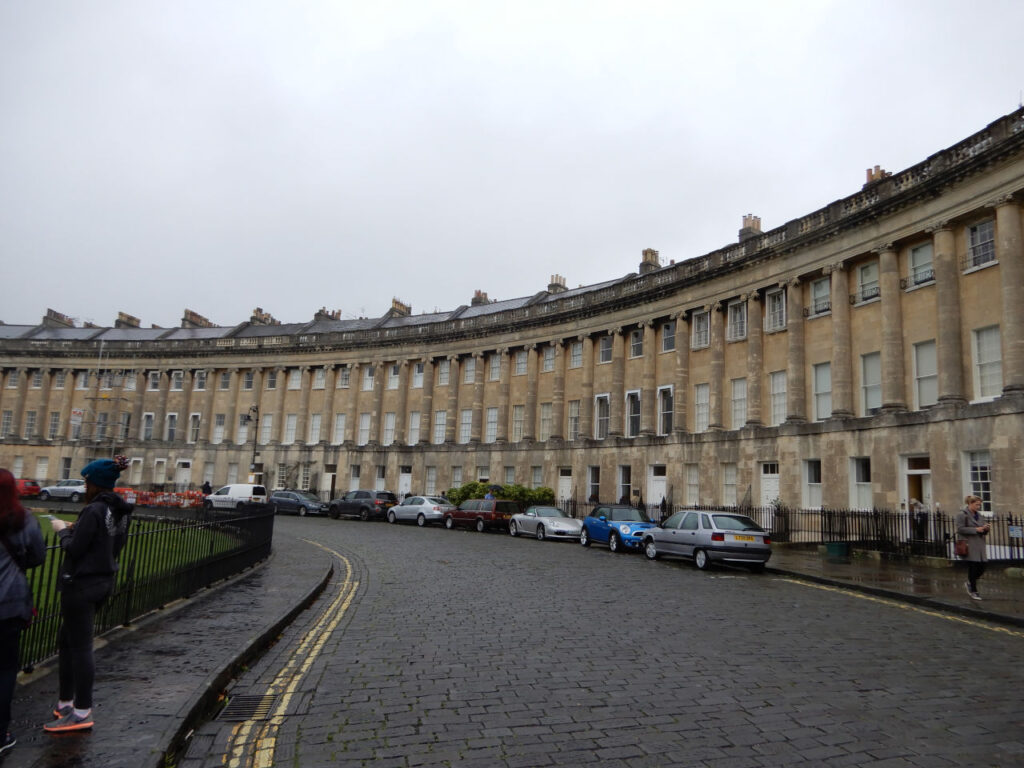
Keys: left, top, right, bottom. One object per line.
{"left": 1, "top": 512, "right": 46, "bottom": 623}
{"left": 955, "top": 507, "right": 988, "bottom": 562}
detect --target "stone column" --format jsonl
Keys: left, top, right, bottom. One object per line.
{"left": 786, "top": 278, "right": 807, "bottom": 422}
{"left": 580, "top": 335, "right": 595, "bottom": 438}
{"left": 59, "top": 368, "right": 76, "bottom": 440}
{"left": 39, "top": 368, "right": 55, "bottom": 440}
{"left": 419, "top": 358, "right": 434, "bottom": 445}
{"left": 346, "top": 364, "right": 362, "bottom": 444}
{"left": 745, "top": 293, "right": 764, "bottom": 426}
{"left": 828, "top": 262, "right": 854, "bottom": 418}
{"left": 295, "top": 366, "right": 312, "bottom": 444}
{"left": 674, "top": 312, "right": 689, "bottom": 434}
{"left": 201, "top": 369, "right": 217, "bottom": 442}
{"left": 152, "top": 370, "right": 169, "bottom": 442}
{"left": 394, "top": 361, "right": 409, "bottom": 444}
{"left": 551, "top": 341, "right": 566, "bottom": 441}
{"left": 445, "top": 356, "right": 459, "bottom": 443}
{"left": 10, "top": 368, "right": 28, "bottom": 438}
{"left": 524, "top": 345, "right": 538, "bottom": 441}
{"left": 496, "top": 350, "right": 510, "bottom": 443}
{"left": 708, "top": 305, "right": 725, "bottom": 431}
{"left": 322, "top": 365, "right": 338, "bottom": 444}
{"left": 245, "top": 368, "right": 263, "bottom": 445}
{"left": 176, "top": 369, "right": 194, "bottom": 445}
{"left": 932, "top": 223, "right": 966, "bottom": 403}
{"left": 224, "top": 369, "right": 242, "bottom": 445}
{"left": 878, "top": 244, "right": 907, "bottom": 411}
{"left": 470, "top": 353, "right": 484, "bottom": 442}
{"left": 609, "top": 329, "right": 625, "bottom": 437}
{"left": 995, "top": 197, "right": 1024, "bottom": 394}
{"left": 640, "top": 321, "right": 657, "bottom": 435}
{"left": 273, "top": 367, "right": 288, "bottom": 442}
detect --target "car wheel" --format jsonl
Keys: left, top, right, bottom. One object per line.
{"left": 417, "top": 513, "right": 426, "bottom": 527}
{"left": 694, "top": 549, "right": 711, "bottom": 570}
{"left": 39, "top": 491, "right": 50, "bottom": 501}
{"left": 536, "top": 525, "right": 546, "bottom": 542}
{"left": 444, "top": 516, "right": 454, "bottom": 529}
{"left": 644, "top": 538, "right": 659, "bottom": 560}
{"left": 580, "top": 527, "right": 590, "bottom": 547}
{"left": 299, "top": 506, "right": 308, "bottom": 517}
{"left": 387, "top": 510, "right": 397, "bottom": 524}
{"left": 476, "top": 518, "right": 485, "bottom": 533}
{"left": 329, "top": 506, "right": 340, "bottom": 520}
{"left": 608, "top": 532, "right": 620, "bottom": 553}
{"left": 358, "top": 508, "right": 370, "bottom": 521}
{"left": 509, "top": 520, "right": 518, "bottom": 537}
{"left": 70, "top": 492, "right": 81, "bottom": 503}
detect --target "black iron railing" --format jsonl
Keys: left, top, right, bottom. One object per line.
{"left": 557, "top": 501, "right": 1024, "bottom": 563}
{"left": 20, "top": 506, "right": 274, "bottom": 671}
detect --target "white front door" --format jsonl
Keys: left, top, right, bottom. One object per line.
{"left": 175, "top": 461, "right": 192, "bottom": 491}
{"left": 558, "top": 468, "right": 573, "bottom": 501}
{"left": 647, "top": 465, "right": 667, "bottom": 518}
{"left": 398, "top": 466, "right": 412, "bottom": 496}
{"left": 760, "top": 463, "right": 779, "bottom": 507}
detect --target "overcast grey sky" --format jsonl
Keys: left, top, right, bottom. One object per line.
{"left": 2, "top": 1, "right": 1022, "bottom": 329}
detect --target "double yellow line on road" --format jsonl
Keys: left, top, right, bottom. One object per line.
{"left": 785, "top": 578, "right": 1024, "bottom": 638}
{"left": 226, "top": 541, "right": 359, "bottom": 768}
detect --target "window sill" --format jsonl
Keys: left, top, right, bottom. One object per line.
{"left": 963, "top": 259, "right": 998, "bottom": 276}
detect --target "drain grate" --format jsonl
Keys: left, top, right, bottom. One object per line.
{"left": 218, "top": 694, "right": 278, "bottom": 721}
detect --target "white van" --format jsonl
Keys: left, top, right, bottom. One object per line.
{"left": 205, "top": 483, "right": 269, "bottom": 511}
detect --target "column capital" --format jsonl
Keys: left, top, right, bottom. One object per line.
{"left": 447, "top": 354, "right": 458, "bottom": 363}
{"left": 575, "top": 334, "right": 588, "bottom": 343}
{"left": 525, "top": 343, "right": 538, "bottom": 352}
{"left": 872, "top": 242, "right": 895, "bottom": 255}
{"left": 988, "top": 193, "right": 1018, "bottom": 208}
{"left": 712, "top": 301, "right": 725, "bottom": 313}
{"left": 925, "top": 219, "right": 952, "bottom": 234}
{"left": 607, "top": 327, "right": 623, "bottom": 337}
{"left": 549, "top": 339, "right": 564, "bottom": 348}
{"left": 786, "top": 276, "right": 801, "bottom": 289}
{"left": 745, "top": 290, "right": 762, "bottom": 303}
{"left": 673, "top": 310, "right": 688, "bottom": 322}
{"left": 637, "top": 318, "right": 653, "bottom": 329}
{"left": 822, "top": 260, "right": 847, "bottom": 275}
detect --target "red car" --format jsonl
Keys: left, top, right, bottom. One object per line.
{"left": 15, "top": 479, "right": 41, "bottom": 498}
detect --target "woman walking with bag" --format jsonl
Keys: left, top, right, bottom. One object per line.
{"left": 0, "top": 469, "right": 46, "bottom": 755}
{"left": 956, "top": 495, "right": 990, "bottom": 601}
{"left": 45, "top": 456, "right": 132, "bottom": 734}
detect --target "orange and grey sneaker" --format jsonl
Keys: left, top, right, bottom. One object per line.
{"left": 52, "top": 704, "right": 72, "bottom": 719}
{"left": 44, "top": 710, "right": 93, "bottom": 733}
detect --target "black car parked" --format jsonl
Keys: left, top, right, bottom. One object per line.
{"left": 328, "top": 490, "right": 399, "bottom": 521}
{"left": 269, "top": 490, "right": 328, "bottom": 516}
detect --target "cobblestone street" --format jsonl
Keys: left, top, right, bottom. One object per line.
{"left": 181, "top": 518, "right": 1024, "bottom": 767}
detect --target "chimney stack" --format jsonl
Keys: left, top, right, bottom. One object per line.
{"left": 181, "top": 309, "right": 214, "bottom": 329}
{"left": 471, "top": 290, "right": 490, "bottom": 306}
{"left": 390, "top": 298, "right": 411, "bottom": 316}
{"left": 314, "top": 307, "right": 342, "bottom": 321}
{"left": 249, "top": 307, "right": 280, "bottom": 326}
{"left": 547, "top": 274, "right": 568, "bottom": 294}
{"left": 43, "top": 309, "right": 75, "bottom": 328}
{"left": 739, "top": 214, "right": 762, "bottom": 242}
{"left": 639, "top": 248, "right": 661, "bottom": 274}
{"left": 115, "top": 312, "right": 140, "bottom": 329}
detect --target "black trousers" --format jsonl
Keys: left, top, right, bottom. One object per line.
{"left": 0, "top": 617, "right": 25, "bottom": 735}
{"left": 967, "top": 561, "right": 986, "bottom": 592}
{"left": 56, "top": 580, "right": 110, "bottom": 711}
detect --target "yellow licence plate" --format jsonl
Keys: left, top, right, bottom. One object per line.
{"left": 733, "top": 535, "right": 756, "bottom": 542}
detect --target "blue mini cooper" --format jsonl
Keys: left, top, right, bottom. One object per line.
{"left": 579, "top": 504, "right": 656, "bottom": 553}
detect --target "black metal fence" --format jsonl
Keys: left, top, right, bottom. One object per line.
{"left": 557, "top": 500, "right": 1024, "bottom": 563}
{"left": 20, "top": 505, "right": 274, "bottom": 671}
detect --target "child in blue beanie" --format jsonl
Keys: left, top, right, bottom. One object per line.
{"left": 45, "top": 455, "right": 133, "bottom": 733}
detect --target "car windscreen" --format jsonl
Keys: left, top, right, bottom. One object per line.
{"left": 712, "top": 514, "right": 764, "bottom": 532}
{"left": 535, "top": 507, "right": 563, "bottom": 518}
{"left": 608, "top": 508, "right": 649, "bottom": 523}
{"left": 426, "top": 497, "right": 448, "bottom": 505}
{"left": 296, "top": 492, "right": 320, "bottom": 501}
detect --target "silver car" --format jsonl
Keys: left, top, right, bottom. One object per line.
{"left": 509, "top": 505, "right": 583, "bottom": 541}
{"left": 388, "top": 495, "right": 455, "bottom": 526}
{"left": 642, "top": 510, "right": 772, "bottom": 571}
{"left": 38, "top": 479, "right": 87, "bottom": 502}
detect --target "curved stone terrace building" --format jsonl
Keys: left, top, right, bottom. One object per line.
{"left": 2, "top": 108, "right": 1023, "bottom": 513}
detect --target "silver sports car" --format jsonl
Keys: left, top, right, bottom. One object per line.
{"left": 508, "top": 505, "right": 583, "bottom": 541}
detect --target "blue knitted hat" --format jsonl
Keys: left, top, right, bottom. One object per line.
{"left": 81, "top": 455, "right": 129, "bottom": 489}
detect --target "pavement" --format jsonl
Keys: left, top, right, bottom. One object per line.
{"left": 3, "top": 531, "right": 1021, "bottom": 768}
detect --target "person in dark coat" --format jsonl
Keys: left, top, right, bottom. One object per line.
{"left": 955, "top": 495, "right": 990, "bottom": 601}
{"left": 201, "top": 480, "right": 212, "bottom": 496}
{"left": 0, "top": 469, "right": 45, "bottom": 755}
{"left": 45, "top": 456, "right": 133, "bottom": 734}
